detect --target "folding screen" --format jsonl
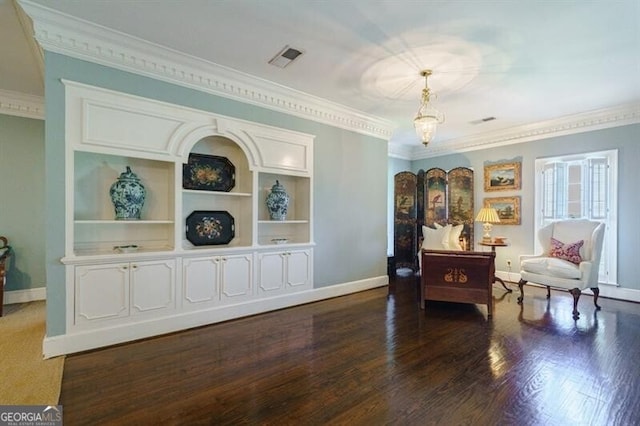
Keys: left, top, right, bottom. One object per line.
{"left": 394, "top": 167, "right": 474, "bottom": 272}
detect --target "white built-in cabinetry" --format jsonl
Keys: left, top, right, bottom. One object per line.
{"left": 182, "top": 252, "right": 254, "bottom": 309}
{"left": 74, "top": 258, "right": 177, "bottom": 327}
{"left": 61, "top": 80, "right": 314, "bottom": 352}
{"left": 257, "top": 249, "right": 312, "bottom": 295}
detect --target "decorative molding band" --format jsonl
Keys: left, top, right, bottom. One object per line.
{"left": 412, "top": 103, "right": 640, "bottom": 159}
{"left": 0, "top": 89, "right": 44, "bottom": 119}
{"left": 19, "top": 0, "right": 394, "bottom": 140}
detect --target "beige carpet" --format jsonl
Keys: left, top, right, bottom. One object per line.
{"left": 0, "top": 301, "right": 65, "bottom": 404}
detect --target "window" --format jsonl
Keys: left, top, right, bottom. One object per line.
{"left": 535, "top": 149, "right": 617, "bottom": 285}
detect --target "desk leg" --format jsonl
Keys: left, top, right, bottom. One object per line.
{"left": 487, "top": 245, "right": 512, "bottom": 292}
{"left": 494, "top": 276, "right": 512, "bottom": 292}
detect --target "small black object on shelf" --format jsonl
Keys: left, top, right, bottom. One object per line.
{"left": 186, "top": 210, "right": 235, "bottom": 246}
{"left": 183, "top": 153, "right": 235, "bottom": 192}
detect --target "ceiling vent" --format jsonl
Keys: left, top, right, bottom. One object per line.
{"left": 470, "top": 116, "right": 496, "bottom": 125}
{"left": 268, "top": 45, "right": 304, "bottom": 68}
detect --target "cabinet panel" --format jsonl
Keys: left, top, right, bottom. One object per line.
{"left": 183, "top": 254, "right": 253, "bottom": 306}
{"left": 256, "top": 136, "right": 310, "bottom": 172}
{"left": 220, "top": 254, "right": 253, "bottom": 301}
{"left": 257, "top": 249, "right": 312, "bottom": 295}
{"left": 75, "top": 263, "right": 129, "bottom": 323}
{"left": 131, "top": 260, "right": 176, "bottom": 314}
{"left": 257, "top": 252, "right": 286, "bottom": 294}
{"left": 286, "top": 250, "right": 312, "bottom": 289}
{"left": 182, "top": 257, "right": 220, "bottom": 307}
{"left": 83, "top": 102, "right": 182, "bottom": 154}
{"left": 66, "top": 81, "right": 193, "bottom": 155}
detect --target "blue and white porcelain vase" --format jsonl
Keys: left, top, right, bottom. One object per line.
{"left": 109, "top": 166, "right": 146, "bottom": 220}
{"left": 266, "top": 180, "right": 290, "bottom": 221}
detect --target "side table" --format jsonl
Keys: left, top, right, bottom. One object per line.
{"left": 478, "top": 241, "right": 512, "bottom": 293}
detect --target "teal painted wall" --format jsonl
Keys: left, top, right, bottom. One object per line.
{"left": 409, "top": 124, "right": 640, "bottom": 291}
{"left": 44, "top": 52, "right": 388, "bottom": 336}
{"left": 314, "top": 130, "right": 388, "bottom": 286}
{"left": 0, "top": 114, "right": 45, "bottom": 292}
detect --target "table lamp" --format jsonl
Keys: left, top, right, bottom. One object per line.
{"left": 475, "top": 207, "right": 500, "bottom": 243}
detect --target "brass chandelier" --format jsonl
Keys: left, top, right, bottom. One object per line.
{"left": 414, "top": 70, "right": 444, "bottom": 146}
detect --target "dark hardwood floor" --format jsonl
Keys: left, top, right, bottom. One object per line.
{"left": 60, "top": 275, "right": 640, "bottom": 425}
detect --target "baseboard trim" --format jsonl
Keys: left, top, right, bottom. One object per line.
{"left": 3, "top": 287, "right": 46, "bottom": 305}
{"left": 43, "top": 275, "right": 389, "bottom": 358}
{"left": 495, "top": 270, "right": 640, "bottom": 303}
{"left": 596, "top": 284, "right": 640, "bottom": 303}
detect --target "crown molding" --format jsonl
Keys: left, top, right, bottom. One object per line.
{"left": 13, "top": 0, "right": 44, "bottom": 81}
{"left": 18, "top": 0, "right": 394, "bottom": 140}
{"left": 0, "top": 89, "right": 44, "bottom": 119}
{"left": 411, "top": 103, "right": 640, "bottom": 160}
{"left": 388, "top": 143, "right": 415, "bottom": 161}
{"left": 16, "top": 1, "right": 637, "bottom": 153}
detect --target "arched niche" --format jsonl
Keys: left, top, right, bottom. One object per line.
{"left": 187, "top": 135, "right": 252, "bottom": 194}
{"left": 175, "top": 123, "right": 259, "bottom": 170}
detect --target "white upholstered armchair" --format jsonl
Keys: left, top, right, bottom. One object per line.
{"left": 518, "top": 219, "right": 605, "bottom": 319}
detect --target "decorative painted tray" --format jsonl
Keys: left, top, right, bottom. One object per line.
{"left": 182, "top": 153, "right": 235, "bottom": 192}
{"left": 186, "top": 210, "right": 235, "bottom": 246}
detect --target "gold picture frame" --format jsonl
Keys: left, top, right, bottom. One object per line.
{"left": 484, "top": 161, "right": 521, "bottom": 191}
{"left": 484, "top": 196, "right": 521, "bottom": 225}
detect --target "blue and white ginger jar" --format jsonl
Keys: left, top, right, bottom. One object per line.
{"left": 110, "top": 166, "right": 146, "bottom": 220}
{"left": 266, "top": 180, "right": 290, "bottom": 221}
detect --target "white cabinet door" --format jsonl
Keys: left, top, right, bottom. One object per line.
{"left": 182, "top": 257, "right": 221, "bottom": 309}
{"left": 257, "top": 249, "right": 312, "bottom": 295}
{"left": 257, "top": 252, "right": 286, "bottom": 295}
{"left": 75, "top": 259, "right": 176, "bottom": 326}
{"left": 130, "top": 259, "right": 176, "bottom": 315}
{"left": 220, "top": 253, "right": 253, "bottom": 302}
{"left": 183, "top": 254, "right": 252, "bottom": 305}
{"left": 75, "top": 263, "right": 129, "bottom": 324}
{"left": 286, "top": 250, "right": 311, "bottom": 289}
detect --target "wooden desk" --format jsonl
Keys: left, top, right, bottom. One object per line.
{"left": 421, "top": 250, "right": 496, "bottom": 318}
{"left": 478, "top": 241, "right": 512, "bottom": 292}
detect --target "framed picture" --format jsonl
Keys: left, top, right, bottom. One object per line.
{"left": 484, "top": 196, "right": 521, "bottom": 225}
{"left": 484, "top": 161, "right": 521, "bottom": 191}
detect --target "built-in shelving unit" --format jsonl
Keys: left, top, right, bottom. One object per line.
{"left": 180, "top": 136, "right": 253, "bottom": 250}
{"left": 58, "top": 80, "right": 315, "bottom": 355}
{"left": 72, "top": 151, "right": 175, "bottom": 256}
{"left": 257, "top": 172, "right": 311, "bottom": 245}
